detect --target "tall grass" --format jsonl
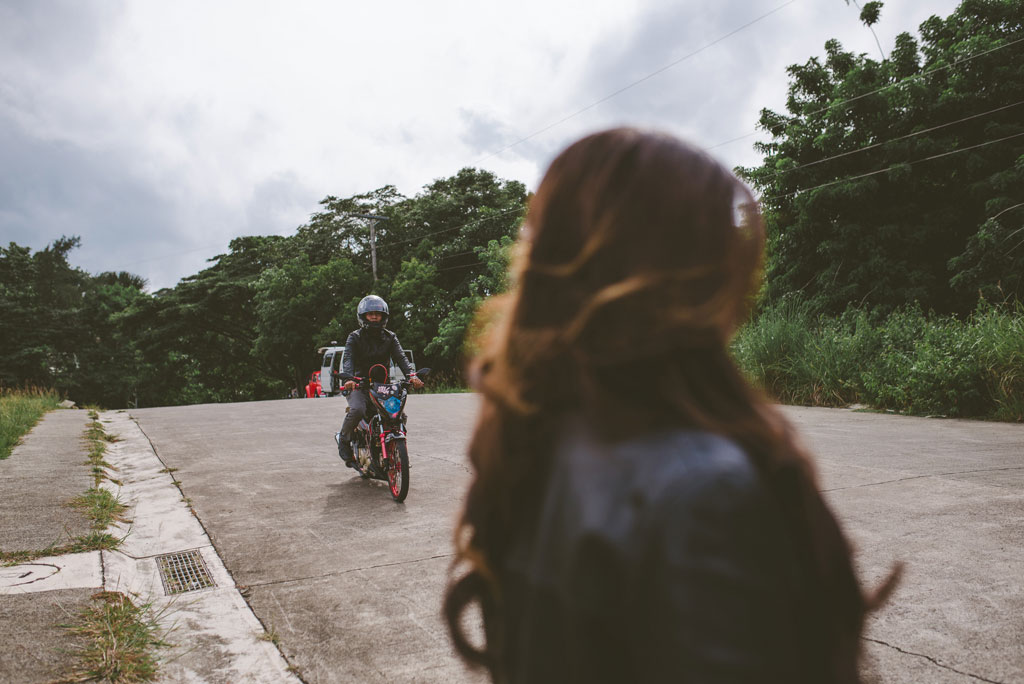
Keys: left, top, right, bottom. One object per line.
{"left": 731, "top": 301, "right": 1024, "bottom": 421}
{"left": 0, "top": 387, "right": 62, "bottom": 459}
{"left": 63, "top": 591, "right": 169, "bottom": 683}
{"left": 420, "top": 369, "right": 470, "bottom": 394}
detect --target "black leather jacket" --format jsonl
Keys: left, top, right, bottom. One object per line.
{"left": 342, "top": 328, "right": 414, "bottom": 379}
{"left": 498, "top": 421, "right": 811, "bottom": 683}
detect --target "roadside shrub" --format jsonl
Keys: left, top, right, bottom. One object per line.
{"left": 857, "top": 307, "right": 928, "bottom": 412}
{"left": 731, "top": 299, "right": 815, "bottom": 403}
{"left": 973, "top": 304, "right": 1024, "bottom": 421}
{"left": 733, "top": 300, "right": 861, "bottom": 407}
{"left": 907, "top": 317, "right": 988, "bottom": 417}
{"left": 732, "top": 301, "right": 1023, "bottom": 421}
{"left": 0, "top": 387, "right": 62, "bottom": 459}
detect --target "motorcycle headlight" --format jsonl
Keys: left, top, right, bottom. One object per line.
{"left": 384, "top": 396, "right": 402, "bottom": 416}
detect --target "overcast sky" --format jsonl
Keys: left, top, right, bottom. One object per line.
{"left": 1, "top": 0, "right": 961, "bottom": 291}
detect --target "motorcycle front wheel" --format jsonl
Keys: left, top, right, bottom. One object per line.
{"left": 386, "top": 439, "right": 410, "bottom": 503}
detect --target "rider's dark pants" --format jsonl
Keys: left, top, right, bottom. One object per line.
{"left": 340, "top": 390, "right": 369, "bottom": 439}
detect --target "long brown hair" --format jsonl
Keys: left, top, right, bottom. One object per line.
{"left": 445, "top": 128, "right": 886, "bottom": 682}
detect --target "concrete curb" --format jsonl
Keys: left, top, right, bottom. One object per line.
{"left": 98, "top": 410, "right": 302, "bottom": 683}
{"left": 0, "top": 552, "right": 101, "bottom": 595}
{"left": 1, "top": 411, "right": 302, "bottom": 682}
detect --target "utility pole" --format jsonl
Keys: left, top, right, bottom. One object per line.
{"left": 350, "top": 214, "right": 389, "bottom": 284}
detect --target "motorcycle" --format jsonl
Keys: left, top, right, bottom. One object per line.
{"left": 334, "top": 364, "right": 430, "bottom": 503}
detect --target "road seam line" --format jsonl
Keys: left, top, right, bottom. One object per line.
{"left": 107, "top": 411, "right": 302, "bottom": 683}
{"left": 863, "top": 637, "right": 1005, "bottom": 683}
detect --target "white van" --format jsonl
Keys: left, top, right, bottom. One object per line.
{"left": 317, "top": 343, "right": 415, "bottom": 396}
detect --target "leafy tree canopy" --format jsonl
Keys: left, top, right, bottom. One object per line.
{"left": 1, "top": 167, "right": 526, "bottom": 407}
{"left": 740, "top": 0, "right": 1024, "bottom": 315}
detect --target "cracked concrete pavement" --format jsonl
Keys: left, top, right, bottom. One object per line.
{"left": 3, "top": 397, "right": 1021, "bottom": 682}
{"left": 127, "top": 394, "right": 484, "bottom": 684}
{"left": 122, "top": 397, "right": 1022, "bottom": 684}
{"left": 1, "top": 409, "right": 301, "bottom": 683}
{"left": 796, "top": 408, "right": 1024, "bottom": 684}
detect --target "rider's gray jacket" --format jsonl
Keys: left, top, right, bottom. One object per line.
{"left": 342, "top": 327, "right": 413, "bottom": 379}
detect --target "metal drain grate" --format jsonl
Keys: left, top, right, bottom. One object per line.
{"left": 156, "top": 549, "right": 215, "bottom": 595}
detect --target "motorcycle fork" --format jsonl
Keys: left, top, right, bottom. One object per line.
{"left": 378, "top": 427, "right": 407, "bottom": 465}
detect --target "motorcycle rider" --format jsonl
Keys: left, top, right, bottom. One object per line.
{"left": 337, "top": 295, "right": 424, "bottom": 468}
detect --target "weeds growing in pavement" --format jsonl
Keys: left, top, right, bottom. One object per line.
{"left": 0, "top": 386, "right": 62, "bottom": 459}
{"left": 0, "top": 405, "right": 132, "bottom": 566}
{"left": 61, "top": 591, "right": 170, "bottom": 683}
{"left": 66, "top": 531, "right": 123, "bottom": 554}
{"left": 0, "top": 532, "right": 124, "bottom": 565}
{"left": 2, "top": 401, "right": 168, "bottom": 680}
{"left": 84, "top": 413, "right": 119, "bottom": 487}
{"left": 258, "top": 628, "right": 281, "bottom": 646}
{"left": 71, "top": 488, "right": 130, "bottom": 530}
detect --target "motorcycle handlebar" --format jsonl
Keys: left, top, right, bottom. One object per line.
{"left": 341, "top": 375, "right": 424, "bottom": 390}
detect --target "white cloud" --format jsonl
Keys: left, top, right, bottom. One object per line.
{"left": 0, "top": 0, "right": 962, "bottom": 290}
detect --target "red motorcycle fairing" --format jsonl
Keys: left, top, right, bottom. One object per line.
{"left": 336, "top": 365, "right": 431, "bottom": 503}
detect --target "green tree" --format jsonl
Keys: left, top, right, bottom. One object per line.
{"left": 295, "top": 185, "right": 405, "bottom": 271}
{"left": 4, "top": 167, "right": 527, "bottom": 405}
{"left": 0, "top": 237, "right": 89, "bottom": 392}
{"left": 385, "top": 168, "right": 526, "bottom": 369}
{"left": 0, "top": 238, "right": 149, "bottom": 407}
{"left": 70, "top": 272, "right": 149, "bottom": 407}
{"left": 387, "top": 258, "right": 444, "bottom": 357}
{"left": 253, "top": 256, "right": 367, "bottom": 391}
{"left": 426, "top": 236, "right": 516, "bottom": 366}
{"left": 740, "top": 0, "right": 1024, "bottom": 315}
{"left": 123, "top": 236, "right": 289, "bottom": 405}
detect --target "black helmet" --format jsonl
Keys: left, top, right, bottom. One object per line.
{"left": 357, "top": 295, "right": 389, "bottom": 330}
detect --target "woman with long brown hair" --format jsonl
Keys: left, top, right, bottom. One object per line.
{"left": 444, "top": 128, "right": 891, "bottom": 683}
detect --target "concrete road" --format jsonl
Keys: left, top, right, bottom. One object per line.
{"left": 129, "top": 397, "right": 1024, "bottom": 684}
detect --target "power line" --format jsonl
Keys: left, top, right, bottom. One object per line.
{"left": 377, "top": 205, "right": 525, "bottom": 250}
{"left": 474, "top": 0, "right": 798, "bottom": 165}
{"left": 383, "top": 3, "right": 804, "bottom": 254}
{"left": 436, "top": 260, "right": 489, "bottom": 274}
{"left": 416, "top": 125, "right": 1024, "bottom": 275}
{"left": 755, "top": 99, "right": 1024, "bottom": 183}
{"left": 438, "top": 132, "right": 1024, "bottom": 275}
{"left": 114, "top": 6, "right": 796, "bottom": 275}
{"left": 388, "top": 29, "right": 1024, "bottom": 258}
{"left": 706, "top": 35, "right": 1024, "bottom": 152}
{"left": 379, "top": 4, "right": 802, "bottom": 253}
{"left": 120, "top": 16, "right": 1024, "bottom": 276}
{"left": 431, "top": 248, "right": 481, "bottom": 261}
{"left": 126, "top": 242, "right": 229, "bottom": 266}
{"left": 765, "top": 131, "right": 1024, "bottom": 202}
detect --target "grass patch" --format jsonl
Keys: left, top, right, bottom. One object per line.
{"left": 258, "top": 628, "right": 281, "bottom": 646}
{"left": 61, "top": 590, "right": 169, "bottom": 683}
{"left": 0, "top": 532, "right": 123, "bottom": 565}
{"left": 732, "top": 300, "right": 1024, "bottom": 421}
{"left": 425, "top": 385, "right": 472, "bottom": 394}
{"left": 66, "top": 531, "right": 122, "bottom": 554}
{"left": 71, "top": 488, "right": 130, "bottom": 530}
{"left": 1, "top": 408, "right": 130, "bottom": 566}
{"left": 84, "top": 416, "right": 118, "bottom": 487}
{"left": 418, "top": 370, "right": 471, "bottom": 394}
{"left": 0, "top": 387, "right": 62, "bottom": 459}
